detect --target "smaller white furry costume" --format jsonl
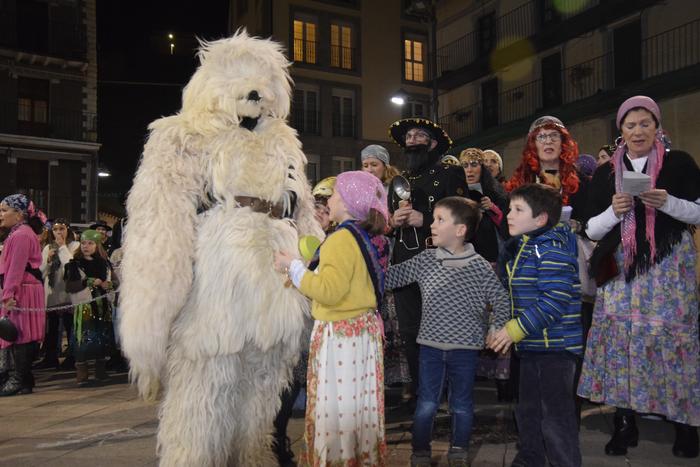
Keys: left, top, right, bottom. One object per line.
{"left": 119, "top": 30, "right": 322, "bottom": 466}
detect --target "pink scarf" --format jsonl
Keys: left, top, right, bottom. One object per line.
{"left": 612, "top": 131, "right": 666, "bottom": 272}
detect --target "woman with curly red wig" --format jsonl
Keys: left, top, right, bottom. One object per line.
{"left": 506, "top": 116, "right": 584, "bottom": 214}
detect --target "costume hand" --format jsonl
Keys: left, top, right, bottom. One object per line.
{"left": 274, "top": 251, "right": 294, "bottom": 273}
{"left": 612, "top": 193, "right": 634, "bottom": 218}
{"left": 93, "top": 278, "right": 103, "bottom": 288}
{"left": 47, "top": 248, "right": 56, "bottom": 262}
{"left": 2, "top": 298, "right": 16, "bottom": 309}
{"left": 480, "top": 196, "right": 493, "bottom": 211}
{"left": 393, "top": 206, "right": 412, "bottom": 227}
{"left": 405, "top": 209, "right": 424, "bottom": 228}
{"left": 101, "top": 280, "right": 112, "bottom": 290}
{"left": 638, "top": 189, "right": 668, "bottom": 209}
{"left": 487, "top": 327, "right": 513, "bottom": 354}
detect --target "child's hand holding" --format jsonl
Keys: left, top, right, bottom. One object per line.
{"left": 488, "top": 327, "right": 513, "bottom": 354}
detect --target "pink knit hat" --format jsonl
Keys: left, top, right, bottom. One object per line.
{"left": 335, "top": 171, "right": 389, "bottom": 223}
{"left": 616, "top": 95, "right": 661, "bottom": 129}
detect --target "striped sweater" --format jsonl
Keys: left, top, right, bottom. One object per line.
{"left": 504, "top": 224, "right": 583, "bottom": 355}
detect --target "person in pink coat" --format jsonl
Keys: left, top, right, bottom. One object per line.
{"left": 0, "top": 193, "right": 45, "bottom": 396}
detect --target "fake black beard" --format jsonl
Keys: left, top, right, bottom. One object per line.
{"left": 404, "top": 144, "right": 439, "bottom": 174}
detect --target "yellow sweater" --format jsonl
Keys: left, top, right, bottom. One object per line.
{"left": 299, "top": 228, "right": 376, "bottom": 322}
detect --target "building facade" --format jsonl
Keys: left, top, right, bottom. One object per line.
{"left": 434, "top": 0, "right": 700, "bottom": 175}
{"left": 230, "top": 0, "right": 433, "bottom": 185}
{"left": 0, "top": 0, "right": 100, "bottom": 223}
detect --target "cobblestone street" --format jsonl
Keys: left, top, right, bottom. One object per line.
{"left": 0, "top": 367, "right": 697, "bottom": 466}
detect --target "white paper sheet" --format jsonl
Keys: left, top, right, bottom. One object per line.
{"left": 622, "top": 170, "right": 651, "bottom": 196}
{"left": 560, "top": 205, "right": 573, "bottom": 223}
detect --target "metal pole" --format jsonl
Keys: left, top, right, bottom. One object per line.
{"left": 430, "top": 4, "right": 438, "bottom": 122}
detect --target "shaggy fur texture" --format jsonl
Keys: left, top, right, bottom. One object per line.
{"left": 119, "top": 30, "right": 322, "bottom": 466}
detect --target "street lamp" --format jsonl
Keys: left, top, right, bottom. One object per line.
{"left": 168, "top": 33, "right": 175, "bottom": 55}
{"left": 390, "top": 88, "right": 409, "bottom": 106}
{"left": 98, "top": 169, "right": 111, "bottom": 178}
{"left": 405, "top": 0, "right": 439, "bottom": 122}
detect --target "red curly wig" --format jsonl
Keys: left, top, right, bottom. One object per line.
{"left": 505, "top": 123, "right": 580, "bottom": 205}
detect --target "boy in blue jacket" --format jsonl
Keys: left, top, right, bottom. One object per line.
{"left": 489, "top": 183, "right": 583, "bottom": 467}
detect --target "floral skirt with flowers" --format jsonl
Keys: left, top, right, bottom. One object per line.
{"left": 578, "top": 232, "right": 700, "bottom": 426}
{"left": 300, "top": 311, "right": 386, "bottom": 467}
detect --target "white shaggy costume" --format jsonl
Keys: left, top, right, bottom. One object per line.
{"left": 119, "top": 31, "right": 322, "bottom": 466}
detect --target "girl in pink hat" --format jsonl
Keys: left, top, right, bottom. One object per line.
{"left": 275, "top": 170, "right": 391, "bottom": 466}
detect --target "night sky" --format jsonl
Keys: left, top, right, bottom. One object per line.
{"left": 96, "top": 1, "right": 230, "bottom": 212}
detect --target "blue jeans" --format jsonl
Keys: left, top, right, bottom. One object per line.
{"left": 412, "top": 345, "right": 479, "bottom": 453}
{"left": 512, "top": 351, "right": 582, "bottom": 467}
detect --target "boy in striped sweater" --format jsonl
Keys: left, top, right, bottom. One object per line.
{"left": 489, "top": 183, "right": 583, "bottom": 467}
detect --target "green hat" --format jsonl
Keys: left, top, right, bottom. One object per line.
{"left": 81, "top": 229, "right": 103, "bottom": 243}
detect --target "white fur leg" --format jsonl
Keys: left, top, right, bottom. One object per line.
{"left": 157, "top": 351, "right": 243, "bottom": 467}
{"left": 231, "top": 343, "right": 293, "bottom": 467}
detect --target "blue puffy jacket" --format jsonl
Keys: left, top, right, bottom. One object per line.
{"left": 504, "top": 223, "right": 583, "bottom": 355}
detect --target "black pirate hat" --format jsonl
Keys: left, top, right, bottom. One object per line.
{"left": 388, "top": 117, "right": 452, "bottom": 156}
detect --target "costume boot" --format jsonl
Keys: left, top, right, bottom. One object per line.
{"left": 75, "top": 362, "right": 89, "bottom": 386}
{"left": 496, "top": 379, "right": 513, "bottom": 402}
{"left": 672, "top": 422, "right": 699, "bottom": 458}
{"left": 95, "top": 359, "right": 109, "bottom": 383}
{"left": 0, "top": 344, "right": 33, "bottom": 396}
{"left": 605, "top": 412, "right": 638, "bottom": 456}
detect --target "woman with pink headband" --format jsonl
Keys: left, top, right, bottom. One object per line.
{"left": 275, "top": 170, "right": 391, "bottom": 466}
{"left": 579, "top": 96, "right": 700, "bottom": 458}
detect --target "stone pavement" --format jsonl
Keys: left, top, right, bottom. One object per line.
{"left": 0, "top": 367, "right": 697, "bottom": 466}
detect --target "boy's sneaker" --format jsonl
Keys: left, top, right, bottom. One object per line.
{"left": 447, "top": 446, "right": 469, "bottom": 467}
{"left": 410, "top": 451, "right": 431, "bottom": 467}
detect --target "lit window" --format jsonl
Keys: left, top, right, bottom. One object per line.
{"left": 404, "top": 39, "right": 424, "bottom": 82}
{"left": 293, "top": 18, "right": 317, "bottom": 64}
{"left": 331, "top": 23, "right": 353, "bottom": 70}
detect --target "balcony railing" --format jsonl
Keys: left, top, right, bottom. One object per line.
{"left": 643, "top": 19, "right": 700, "bottom": 79}
{"left": 436, "top": 0, "right": 599, "bottom": 75}
{"left": 439, "top": 19, "right": 700, "bottom": 142}
{"left": 0, "top": 101, "right": 97, "bottom": 141}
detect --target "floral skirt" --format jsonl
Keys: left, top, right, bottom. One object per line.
{"left": 301, "top": 312, "right": 386, "bottom": 467}
{"left": 577, "top": 232, "right": 700, "bottom": 426}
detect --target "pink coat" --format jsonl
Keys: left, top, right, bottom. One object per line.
{"left": 0, "top": 223, "right": 45, "bottom": 348}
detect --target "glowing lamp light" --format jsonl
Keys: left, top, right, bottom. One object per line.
{"left": 391, "top": 96, "right": 406, "bottom": 106}
{"left": 97, "top": 170, "right": 111, "bottom": 178}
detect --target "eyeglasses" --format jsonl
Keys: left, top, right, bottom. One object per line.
{"left": 536, "top": 132, "right": 561, "bottom": 143}
{"left": 461, "top": 161, "right": 480, "bottom": 168}
{"left": 405, "top": 130, "right": 431, "bottom": 142}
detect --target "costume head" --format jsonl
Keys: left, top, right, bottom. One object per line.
{"left": 505, "top": 115, "right": 580, "bottom": 204}
{"left": 483, "top": 149, "right": 503, "bottom": 176}
{"left": 89, "top": 220, "right": 112, "bottom": 232}
{"left": 335, "top": 171, "right": 389, "bottom": 224}
{"left": 612, "top": 95, "right": 668, "bottom": 272}
{"left": 576, "top": 153, "right": 597, "bottom": 179}
{"left": 1, "top": 193, "right": 32, "bottom": 218}
{"left": 361, "top": 144, "right": 390, "bottom": 166}
{"left": 312, "top": 176, "right": 336, "bottom": 203}
{"left": 179, "top": 29, "right": 292, "bottom": 135}
{"left": 440, "top": 155, "right": 460, "bottom": 167}
{"left": 459, "top": 147, "right": 484, "bottom": 166}
{"left": 81, "top": 229, "right": 103, "bottom": 243}
{"left": 389, "top": 117, "right": 452, "bottom": 173}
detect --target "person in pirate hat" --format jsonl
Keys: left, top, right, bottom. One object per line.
{"left": 387, "top": 117, "right": 469, "bottom": 404}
